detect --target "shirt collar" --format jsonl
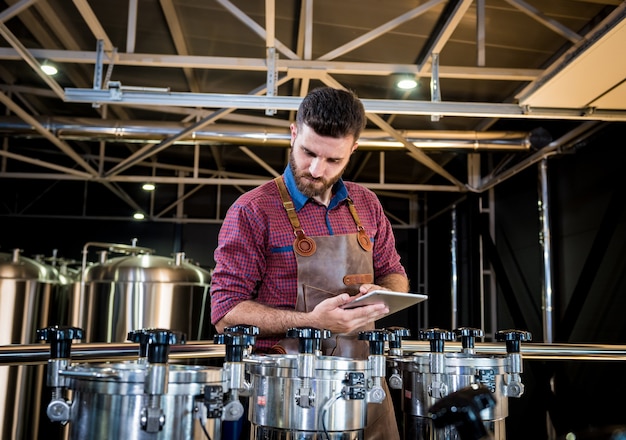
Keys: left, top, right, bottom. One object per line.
{"left": 283, "top": 165, "right": 349, "bottom": 211}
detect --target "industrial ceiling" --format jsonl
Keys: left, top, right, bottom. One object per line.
{"left": 0, "top": 0, "right": 624, "bottom": 226}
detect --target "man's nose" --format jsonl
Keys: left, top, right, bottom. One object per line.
{"left": 309, "top": 158, "right": 325, "bottom": 177}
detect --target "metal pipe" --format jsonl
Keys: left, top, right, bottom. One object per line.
{"left": 539, "top": 159, "right": 554, "bottom": 343}
{"left": 3, "top": 340, "right": 626, "bottom": 366}
{"left": 450, "top": 206, "right": 458, "bottom": 329}
{"left": 400, "top": 341, "right": 626, "bottom": 360}
{"left": 0, "top": 116, "right": 534, "bottom": 151}
{"left": 0, "top": 341, "right": 225, "bottom": 366}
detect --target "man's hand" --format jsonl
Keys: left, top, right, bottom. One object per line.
{"left": 309, "top": 294, "right": 389, "bottom": 334}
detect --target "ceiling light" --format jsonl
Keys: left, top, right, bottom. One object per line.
{"left": 133, "top": 212, "right": 145, "bottom": 220}
{"left": 40, "top": 60, "right": 58, "bottom": 76}
{"left": 397, "top": 78, "right": 418, "bottom": 90}
{"left": 142, "top": 182, "right": 156, "bottom": 191}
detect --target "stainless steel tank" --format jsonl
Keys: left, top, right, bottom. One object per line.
{"left": 246, "top": 354, "right": 370, "bottom": 440}
{"left": 71, "top": 243, "right": 212, "bottom": 343}
{"left": 396, "top": 352, "right": 510, "bottom": 440}
{"left": 0, "top": 249, "right": 74, "bottom": 440}
{"left": 61, "top": 361, "right": 224, "bottom": 440}
{"left": 394, "top": 328, "right": 530, "bottom": 440}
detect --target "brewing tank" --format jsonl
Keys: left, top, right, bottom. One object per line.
{"left": 0, "top": 249, "right": 74, "bottom": 440}
{"left": 72, "top": 249, "right": 213, "bottom": 343}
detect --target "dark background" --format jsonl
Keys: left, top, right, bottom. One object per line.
{"left": 2, "top": 123, "right": 625, "bottom": 439}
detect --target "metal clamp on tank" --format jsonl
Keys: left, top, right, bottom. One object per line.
{"left": 284, "top": 327, "right": 331, "bottom": 408}
{"left": 384, "top": 326, "right": 411, "bottom": 390}
{"left": 214, "top": 325, "right": 258, "bottom": 420}
{"left": 495, "top": 329, "right": 532, "bottom": 398}
{"left": 358, "top": 329, "right": 392, "bottom": 404}
{"left": 140, "top": 329, "right": 186, "bottom": 433}
{"left": 36, "top": 325, "right": 84, "bottom": 425}
{"left": 420, "top": 328, "right": 455, "bottom": 399}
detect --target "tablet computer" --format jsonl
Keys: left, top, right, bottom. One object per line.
{"left": 341, "top": 290, "right": 428, "bottom": 316}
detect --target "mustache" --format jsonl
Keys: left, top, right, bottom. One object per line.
{"left": 300, "top": 172, "right": 324, "bottom": 184}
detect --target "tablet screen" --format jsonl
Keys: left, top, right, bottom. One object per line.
{"left": 341, "top": 290, "right": 428, "bottom": 316}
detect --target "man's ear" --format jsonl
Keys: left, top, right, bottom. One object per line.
{"left": 289, "top": 123, "right": 297, "bottom": 145}
{"left": 351, "top": 142, "right": 359, "bottom": 153}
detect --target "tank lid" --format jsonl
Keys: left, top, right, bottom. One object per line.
{"left": 0, "top": 251, "right": 62, "bottom": 282}
{"left": 82, "top": 254, "right": 211, "bottom": 284}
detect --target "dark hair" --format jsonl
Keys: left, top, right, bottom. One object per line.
{"left": 295, "top": 87, "right": 366, "bottom": 141}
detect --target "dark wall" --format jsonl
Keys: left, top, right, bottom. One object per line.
{"left": 0, "top": 217, "right": 219, "bottom": 272}
{"left": 492, "top": 124, "right": 626, "bottom": 439}
{"left": 402, "top": 124, "right": 626, "bottom": 439}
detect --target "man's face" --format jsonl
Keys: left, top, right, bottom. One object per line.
{"left": 289, "top": 123, "right": 357, "bottom": 199}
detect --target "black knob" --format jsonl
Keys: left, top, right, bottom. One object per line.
{"left": 214, "top": 331, "right": 256, "bottom": 362}
{"left": 224, "top": 324, "right": 260, "bottom": 336}
{"left": 358, "top": 329, "right": 391, "bottom": 356}
{"left": 385, "top": 326, "right": 411, "bottom": 350}
{"left": 495, "top": 329, "right": 532, "bottom": 353}
{"left": 127, "top": 328, "right": 153, "bottom": 357}
{"left": 454, "top": 327, "right": 484, "bottom": 349}
{"left": 37, "top": 326, "right": 83, "bottom": 359}
{"left": 140, "top": 329, "right": 185, "bottom": 364}
{"left": 286, "top": 327, "right": 330, "bottom": 354}
{"left": 419, "top": 328, "right": 454, "bottom": 353}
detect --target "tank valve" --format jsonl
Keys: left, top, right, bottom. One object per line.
{"left": 384, "top": 326, "right": 411, "bottom": 389}
{"left": 420, "top": 328, "right": 454, "bottom": 398}
{"left": 385, "top": 326, "right": 411, "bottom": 357}
{"left": 359, "top": 329, "right": 392, "bottom": 403}
{"left": 215, "top": 328, "right": 257, "bottom": 394}
{"left": 495, "top": 329, "right": 532, "bottom": 398}
{"left": 127, "top": 328, "right": 155, "bottom": 364}
{"left": 224, "top": 324, "right": 260, "bottom": 359}
{"left": 214, "top": 328, "right": 257, "bottom": 418}
{"left": 285, "top": 327, "right": 330, "bottom": 408}
{"left": 454, "top": 327, "right": 484, "bottom": 355}
{"left": 140, "top": 328, "right": 185, "bottom": 433}
{"left": 37, "top": 325, "right": 84, "bottom": 424}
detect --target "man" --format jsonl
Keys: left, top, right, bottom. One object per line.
{"left": 211, "top": 86, "right": 409, "bottom": 440}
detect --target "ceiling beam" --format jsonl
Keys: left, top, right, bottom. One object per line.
{"left": 63, "top": 87, "right": 626, "bottom": 121}
{"left": 0, "top": 48, "right": 541, "bottom": 81}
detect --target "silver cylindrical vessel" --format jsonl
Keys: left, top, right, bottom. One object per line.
{"left": 62, "top": 361, "right": 223, "bottom": 440}
{"left": 0, "top": 249, "right": 74, "bottom": 440}
{"left": 246, "top": 354, "right": 369, "bottom": 440}
{"left": 397, "top": 352, "right": 510, "bottom": 440}
{"left": 72, "top": 251, "right": 212, "bottom": 343}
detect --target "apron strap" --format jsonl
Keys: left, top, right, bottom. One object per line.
{"left": 274, "top": 176, "right": 372, "bottom": 254}
{"left": 346, "top": 197, "right": 373, "bottom": 252}
{"left": 274, "top": 176, "right": 316, "bottom": 256}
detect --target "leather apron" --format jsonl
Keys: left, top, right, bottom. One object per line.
{"left": 271, "top": 176, "right": 400, "bottom": 440}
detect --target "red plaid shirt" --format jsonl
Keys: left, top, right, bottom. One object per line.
{"left": 210, "top": 166, "right": 406, "bottom": 351}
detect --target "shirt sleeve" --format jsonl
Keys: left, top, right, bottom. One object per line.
{"left": 210, "top": 200, "right": 268, "bottom": 325}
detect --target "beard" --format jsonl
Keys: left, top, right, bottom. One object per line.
{"left": 289, "top": 151, "right": 345, "bottom": 199}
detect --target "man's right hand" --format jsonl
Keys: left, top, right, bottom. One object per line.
{"left": 309, "top": 294, "right": 389, "bottom": 334}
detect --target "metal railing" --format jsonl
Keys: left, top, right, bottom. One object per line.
{"left": 2, "top": 340, "right": 625, "bottom": 366}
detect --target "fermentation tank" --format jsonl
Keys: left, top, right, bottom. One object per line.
{"left": 394, "top": 327, "right": 531, "bottom": 440}
{"left": 0, "top": 249, "right": 74, "bottom": 440}
{"left": 71, "top": 242, "right": 213, "bottom": 344}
